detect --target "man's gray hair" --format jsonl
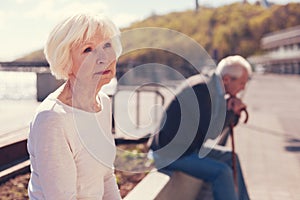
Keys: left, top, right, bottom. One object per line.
{"left": 216, "top": 55, "right": 252, "bottom": 78}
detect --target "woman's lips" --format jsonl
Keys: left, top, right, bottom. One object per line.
{"left": 95, "top": 70, "right": 111, "bottom": 75}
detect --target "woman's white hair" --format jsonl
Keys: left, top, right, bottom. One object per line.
{"left": 216, "top": 55, "right": 252, "bottom": 79}
{"left": 44, "top": 12, "right": 122, "bottom": 80}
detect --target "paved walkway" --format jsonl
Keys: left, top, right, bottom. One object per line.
{"left": 234, "top": 74, "right": 300, "bottom": 200}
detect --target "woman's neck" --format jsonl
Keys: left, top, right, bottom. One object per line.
{"left": 57, "top": 80, "right": 101, "bottom": 112}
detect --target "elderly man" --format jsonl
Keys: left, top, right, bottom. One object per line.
{"left": 151, "top": 55, "right": 252, "bottom": 200}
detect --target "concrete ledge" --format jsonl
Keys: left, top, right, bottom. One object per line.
{"left": 155, "top": 171, "right": 204, "bottom": 200}
{"left": 124, "top": 170, "right": 212, "bottom": 200}
{"left": 124, "top": 170, "right": 170, "bottom": 200}
{"left": 0, "top": 127, "right": 29, "bottom": 148}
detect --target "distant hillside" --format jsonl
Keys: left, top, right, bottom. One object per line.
{"left": 17, "top": 2, "right": 300, "bottom": 69}
{"left": 15, "top": 49, "right": 45, "bottom": 62}
{"left": 121, "top": 2, "right": 300, "bottom": 61}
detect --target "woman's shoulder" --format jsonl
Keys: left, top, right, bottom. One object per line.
{"left": 33, "top": 98, "right": 67, "bottom": 124}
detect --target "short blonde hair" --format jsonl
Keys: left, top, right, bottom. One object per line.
{"left": 216, "top": 55, "right": 252, "bottom": 79}
{"left": 44, "top": 12, "right": 122, "bottom": 80}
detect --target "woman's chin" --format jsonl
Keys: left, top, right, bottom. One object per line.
{"left": 97, "top": 77, "right": 113, "bottom": 91}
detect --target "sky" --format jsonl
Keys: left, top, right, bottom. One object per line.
{"left": 0, "top": 0, "right": 299, "bottom": 61}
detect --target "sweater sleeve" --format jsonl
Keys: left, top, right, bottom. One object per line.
{"left": 103, "top": 169, "right": 122, "bottom": 200}
{"left": 31, "top": 112, "right": 77, "bottom": 200}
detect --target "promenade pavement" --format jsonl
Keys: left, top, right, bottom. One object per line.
{"left": 234, "top": 74, "right": 300, "bottom": 200}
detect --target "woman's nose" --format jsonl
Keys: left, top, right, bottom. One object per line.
{"left": 95, "top": 48, "right": 108, "bottom": 64}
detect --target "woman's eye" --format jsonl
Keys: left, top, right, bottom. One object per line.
{"left": 83, "top": 47, "right": 92, "bottom": 53}
{"left": 103, "top": 42, "right": 112, "bottom": 48}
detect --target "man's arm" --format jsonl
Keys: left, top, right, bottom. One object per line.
{"left": 224, "top": 97, "right": 247, "bottom": 128}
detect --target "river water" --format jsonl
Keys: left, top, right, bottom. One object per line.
{"left": 0, "top": 71, "right": 177, "bottom": 139}
{"left": 0, "top": 71, "right": 38, "bottom": 135}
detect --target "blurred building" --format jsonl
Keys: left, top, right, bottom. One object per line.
{"left": 248, "top": 25, "right": 300, "bottom": 74}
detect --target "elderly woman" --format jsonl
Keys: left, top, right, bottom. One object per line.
{"left": 27, "top": 12, "right": 122, "bottom": 199}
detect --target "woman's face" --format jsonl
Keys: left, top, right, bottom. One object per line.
{"left": 69, "top": 34, "right": 117, "bottom": 92}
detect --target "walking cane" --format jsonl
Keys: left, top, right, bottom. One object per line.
{"left": 229, "top": 103, "right": 248, "bottom": 193}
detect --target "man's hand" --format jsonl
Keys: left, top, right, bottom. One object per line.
{"left": 227, "top": 97, "right": 247, "bottom": 116}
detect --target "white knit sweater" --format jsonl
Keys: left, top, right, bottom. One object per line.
{"left": 27, "top": 89, "right": 121, "bottom": 200}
